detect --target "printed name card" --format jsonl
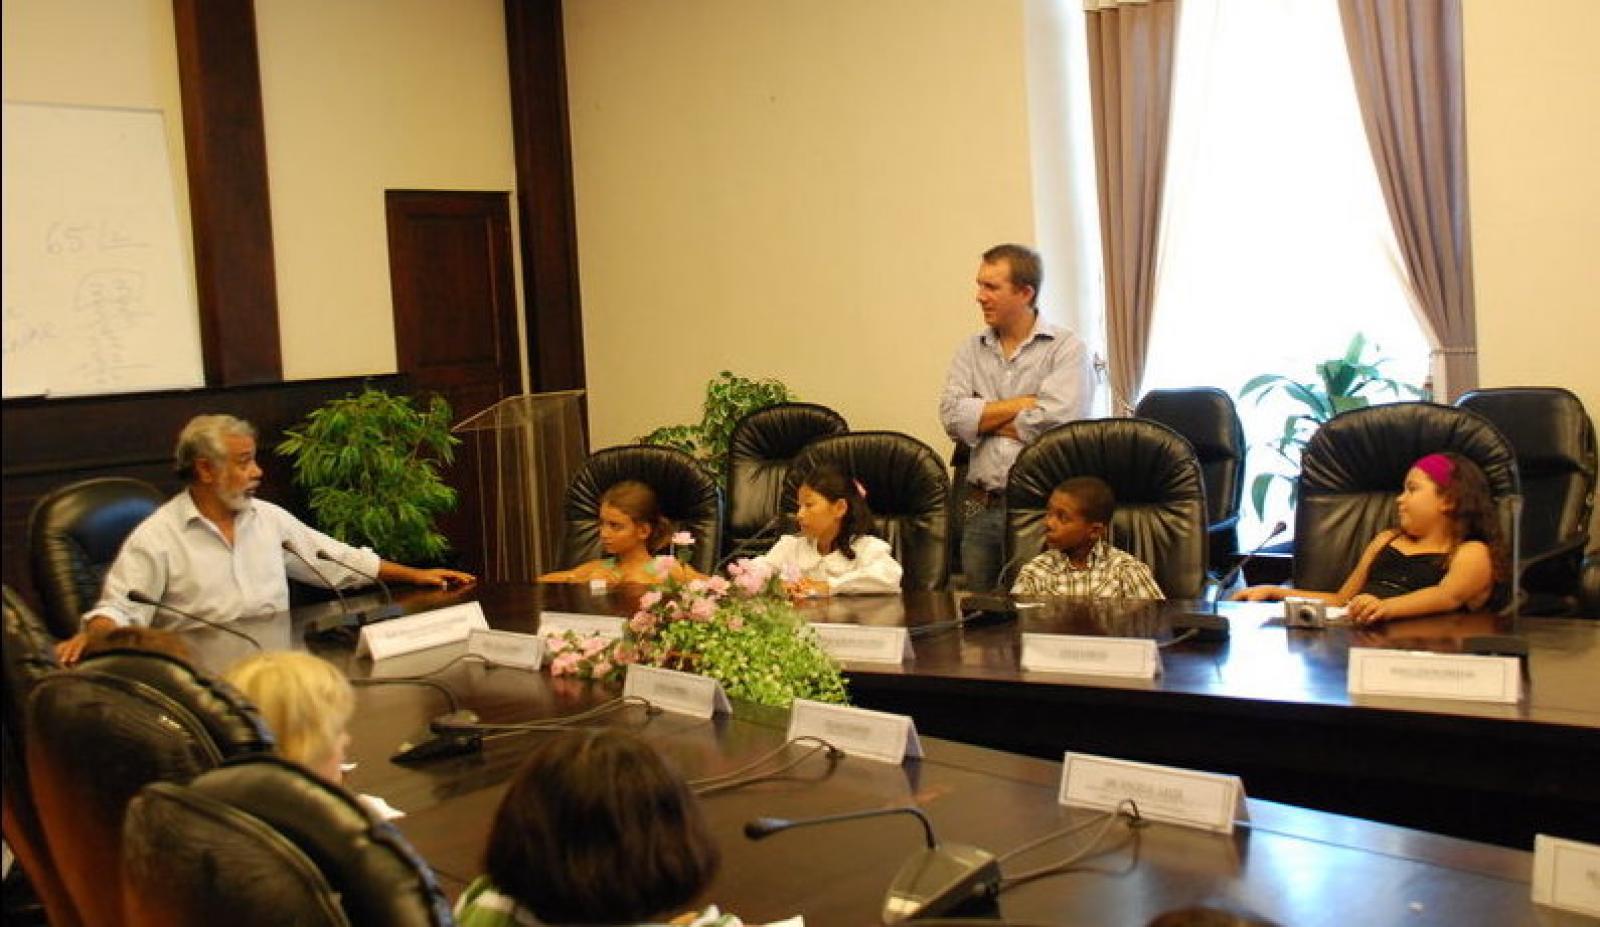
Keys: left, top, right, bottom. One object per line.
{"left": 622, "top": 664, "right": 731, "bottom": 719}
{"left": 466, "top": 628, "right": 545, "bottom": 670}
{"left": 808, "top": 623, "right": 913, "bottom": 665}
{"left": 356, "top": 602, "right": 489, "bottom": 661}
{"left": 1532, "top": 835, "right": 1600, "bottom": 916}
{"left": 1021, "top": 634, "right": 1161, "bottom": 679}
{"left": 537, "top": 611, "right": 626, "bottom": 642}
{"left": 1347, "top": 648, "right": 1522, "bottom": 703}
{"left": 1059, "top": 752, "right": 1247, "bottom": 835}
{"left": 787, "top": 698, "right": 923, "bottom": 764}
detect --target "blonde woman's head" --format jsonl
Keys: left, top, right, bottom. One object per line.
{"left": 226, "top": 652, "right": 354, "bottom": 783}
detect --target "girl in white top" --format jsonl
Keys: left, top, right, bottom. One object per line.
{"left": 759, "top": 464, "right": 903, "bottom": 595}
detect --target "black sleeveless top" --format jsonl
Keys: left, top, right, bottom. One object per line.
{"left": 1360, "top": 543, "right": 1449, "bottom": 598}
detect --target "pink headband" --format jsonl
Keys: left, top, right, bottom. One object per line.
{"left": 1413, "top": 453, "right": 1455, "bottom": 489}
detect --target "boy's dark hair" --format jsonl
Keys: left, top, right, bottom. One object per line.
{"left": 797, "top": 462, "right": 875, "bottom": 560}
{"left": 1053, "top": 476, "right": 1115, "bottom": 525}
{"left": 484, "top": 728, "right": 719, "bottom": 924}
{"left": 599, "top": 479, "right": 673, "bottom": 552}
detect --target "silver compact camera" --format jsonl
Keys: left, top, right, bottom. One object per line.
{"left": 1283, "top": 597, "right": 1328, "bottom": 629}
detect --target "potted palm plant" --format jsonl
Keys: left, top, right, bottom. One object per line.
{"left": 1240, "top": 333, "right": 1427, "bottom": 518}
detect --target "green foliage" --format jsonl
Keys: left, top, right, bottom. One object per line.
{"left": 655, "top": 596, "right": 850, "bottom": 707}
{"left": 640, "top": 371, "right": 795, "bottom": 482}
{"left": 1240, "top": 333, "right": 1427, "bottom": 518}
{"left": 275, "top": 386, "right": 460, "bottom": 563}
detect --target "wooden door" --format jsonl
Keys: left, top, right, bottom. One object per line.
{"left": 386, "top": 191, "right": 522, "bottom": 574}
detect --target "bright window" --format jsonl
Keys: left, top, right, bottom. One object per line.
{"left": 1141, "top": 0, "right": 1432, "bottom": 546}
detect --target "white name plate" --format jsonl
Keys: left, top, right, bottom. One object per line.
{"left": 356, "top": 602, "right": 489, "bottom": 661}
{"left": 1347, "top": 648, "right": 1521, "bottom": 703}
{"left": 808, "top": 623, "right": 912, "bottom": 665}
{"left": 1021, "top": 633, "right": 1161, "bottom": 679}
{"left": 622, "top": 664, "right": 731, "bottom": 719}
{"left": 1060, "top": 752, "right": 1247, "bottom": 835}
{"left": 466, "top": 628, "right": 545, "bottom": 670}
{"left": 1532, "top": 835, "right": 1600, "bottom": 916}
{"left": 787, "top": 698, "right": 923, "bottom": 764}
{"left": 538, "top": 611, "right": 626, "bottom": 642}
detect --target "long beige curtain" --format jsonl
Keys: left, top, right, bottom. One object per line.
{"left": 1339, "top": 0, "right": 1477, "bottom": 400}
{"left": 1085, "top": 0, "right": 1178, "bottom": 414}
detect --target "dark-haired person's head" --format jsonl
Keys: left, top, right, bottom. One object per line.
{"left": 981, "top": 243, "right": 1042, "bottom": 308}
{"left": 484, "top": 728, "right": 719, "bottom": 924}
{"left": 598, "top": 479, "right": 673, "bottom": 554}
{"left": 1044, "top": 476, "right": 1114, "bottom": 557}
{"left": 796, "top": 462, "right": 875, "bottom": 559}
{"left": 1406, "top": 451, "right": 1507, "bottom": 578}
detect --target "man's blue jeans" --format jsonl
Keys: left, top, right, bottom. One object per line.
{"left": 960, "top": 504, "right": 1006, "bottom": 592}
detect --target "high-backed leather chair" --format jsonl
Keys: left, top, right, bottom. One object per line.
{"left": 561, "top": 445, "right": 723, "bottom": 575}
{"left": 1294, "top": 402, "right": 1519, "bottom": 595}
{"left": 2, "top": 587, "right": 78, "bottom": 926}
{"left": 1456, "top": 388, "right": 1596, "bottom": 607}
{"left": 786, "top": 432, "right": 951, "bottom": 591}
{"left": 29, "top": 477, "right": 166, "bottom": 639}
{"left": 1135, "top": 388, "right": 1246, "bottom": 572}
{"left": 26, "top": 650, "right": 273, "bottom": 926}
{"left": 1005, "top": 419, "right": 1207, "bottom": 598}
{"left": 122, "top": 755, "right": 453, "bottom": 927}
{"left": 725, "top": 403, "right": 848, "bottom": 561}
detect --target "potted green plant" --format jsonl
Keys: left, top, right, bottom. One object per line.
{"left": 1240, "top": 333, "right": 1427, "bottom": 518}
{"left": 276, "top": 386, "right": 461, "bottom": 563}
{"left": 640, "top": 370, "right": 795, "bottom": 484}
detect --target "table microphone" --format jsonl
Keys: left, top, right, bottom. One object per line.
{"left": 1171, "top": 520, "right": 1288, "bottom": 642}
{"left": 281, "top": 541, "right": 359, "bottom": 627}
{"left": 712, "top": 514, "right": 786, "bottom": 574}
{"left": 745, "top": 807, "right": 1000, "bottom": 924}
{"left": 316, "top": 549, "right": 404, "bottom": 622}
{"left": 127, "top": 590, "right": 262, "bottom": 652}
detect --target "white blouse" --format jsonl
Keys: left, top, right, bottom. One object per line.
{"left": 758, "top": 534, "right": 903, "bottom": 594}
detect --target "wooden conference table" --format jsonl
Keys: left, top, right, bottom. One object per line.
{"left": 173, "top": 583, "right": 1596, "bottom": 926}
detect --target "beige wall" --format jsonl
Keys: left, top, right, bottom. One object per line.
{"left": 1464, "top": 1, "right": 1600, "bottom": 410}
{"left": 564, "top": 0, "right": 1039, "bottom": 453}
{"left": 4, "top": 0, "right": 522, "bottom": 385}
{"left": 254, "top": 0, "right": 521, "bottom": 381}
{"left": 1464, "top": 0, "right": 1600, "bottom": 540}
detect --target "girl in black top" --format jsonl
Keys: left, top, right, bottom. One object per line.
{"left": 1236, "top": 452, "right": 1505, "bottom": 625}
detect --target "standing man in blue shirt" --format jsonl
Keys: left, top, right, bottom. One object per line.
{"left": 939, "top": 244, "right": 1095, "bottom": 591}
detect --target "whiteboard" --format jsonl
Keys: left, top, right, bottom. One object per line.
{"left": 3, "top": 101, "right": 204, "bottom": 398}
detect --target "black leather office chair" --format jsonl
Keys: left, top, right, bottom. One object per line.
{"left": 122, "top": 755, "right": 453, "bottom": 927}
{"left": 26, "top": 650, "right": 273, "bottom": 927}
{"left": 561, "top": 445, "right": 723, "bottom": 575}
{"left": 28, "top": 477, "right": 166, "bottom": 639}
{"left": 786, "top": 432, "right": 951, "bottom": 591}
{"left": 725, "top": 403, "right": 848, "bottom": 562}
{"left": 1293, "top": 402, "right": 1519, "bottom": 595}
{"left": 1135, "top": 388, "right": 1246, "bottom": 574}
{"left": 947, "top": 442, "right": 971, "bottom": 579}
{"left": 1004, "top": 419, "right": 1207, "bottom": 598}
{"left": 1457, "top": 388, "right": 1596, "bottom": 610}
{"left": 1, "top": 587, "right": 78, "bottom": 927}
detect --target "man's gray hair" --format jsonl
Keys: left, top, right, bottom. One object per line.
{"left": 174, "top": 414, "right": 257, "bottom": 481}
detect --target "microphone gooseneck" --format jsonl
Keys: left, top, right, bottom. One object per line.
{"left": 713, "top": 514, "right": 787, "bottom": 574}
{"left": 316, "top": 549, "right": 404, "bottom": 622}
{"left": 1214, "top": 519, "right": 1288, "bottom": 601}
{"left": 282, "top": 541, "right": 354, "bottom": 617}
{"left": 743, "top": 805, "right": 938, "bottom": 849}
{"left": 127, "top": 589, "right": 262, "bottom": 652}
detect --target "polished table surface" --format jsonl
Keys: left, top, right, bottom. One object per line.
{"left": 172, "top": 585, "right": 1597, "bottom": 926}
{"left": 334, "top": 583, "right": 1599, "bottom": 848}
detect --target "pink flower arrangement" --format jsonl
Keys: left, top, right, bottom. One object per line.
{"left": 542, "top": 555, "right": 790, "bottom": 683}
